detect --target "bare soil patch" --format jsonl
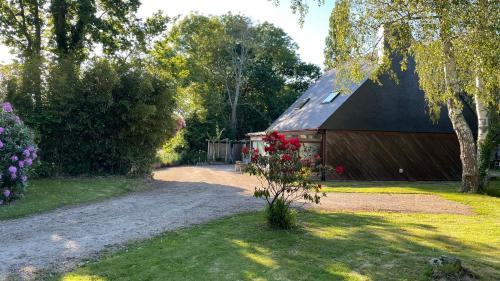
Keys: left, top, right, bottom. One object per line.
{"left": 314, "top": 192, "right": 473, "bottom": 215}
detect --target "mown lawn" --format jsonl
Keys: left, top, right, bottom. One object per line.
{"left": 50, "top": 182, "right": 500, "bottom": 281}
{"left": 0, "top": 177, "right": 148, "bottom": 220}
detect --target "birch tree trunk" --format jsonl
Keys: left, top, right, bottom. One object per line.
{"left": 442, "top": 39, "right": 480, "bottom": 193}
{"left": 475, "top": 76, "right": 489, "bottom": 185}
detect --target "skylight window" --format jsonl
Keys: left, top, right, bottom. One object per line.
{"left": 321, "top": 91, "right": 340, "bottom": 104}
{"left": 295, "top": 98, "right": 310, "bottom": 110}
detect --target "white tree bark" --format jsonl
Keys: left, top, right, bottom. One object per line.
{"left": 475, "top": 75, "right": 490, "bottom": 184}
{"left": 442, "top": 39, "right": 480, "bottom": 193}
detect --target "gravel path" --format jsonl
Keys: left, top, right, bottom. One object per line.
{"left": 0, "top": 165, "right": 473, "bottom": 280}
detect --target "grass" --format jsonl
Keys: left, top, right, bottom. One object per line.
{"left": 50, "top": 182, "right": 500, "bottom": 281}
{"left": 0, "top": 177, "right": 148, "bottom": 220}
{"left": 319, "top": 181, "right": 459, "bottom": 194}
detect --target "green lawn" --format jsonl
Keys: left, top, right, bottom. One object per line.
{"left": 320, "top": 181, "right": 459, "bottom": 194}
{"left": 0, "top": 177, "right": 148, "bottom": 220}
{"left": 50, "top": 182, "right": 500, "bottom": 281}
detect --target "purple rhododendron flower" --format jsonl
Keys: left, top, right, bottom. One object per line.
{"left": 23, "top": 149, "right": 30, "bottom": 158}
{"left": 3, "top": 190, "right": 10, "bottom": 198}
{"left": 0, "top": 140, "right": 4, "bottom": 149}
{"left": 14, "top": 115, "right": 21, "bottom": 124}
{"left": 11, "top": 155, "right": 18, "bottom": 162}
{"left": 0, "top": 127, "right": 4, "bottom": 134}
{"left": 10, "top": 173, "right": 16, "bottom": 180}
{"left": 8, "top": 166, "right": 17, "bottom": 174}
{"left": 26, "top": 159, "right": 33, "bottom": 166}
{"left": 28, "top": 146, "right": 35, "bottom": 152}
{"left": 21, "top": 175, "right": 28, "bottom": 182}
{"left": 18, "top": 160, "right": 25, "bottom": 168}
{"left": 1, "top": 102, "right": 13, "bottom": 112}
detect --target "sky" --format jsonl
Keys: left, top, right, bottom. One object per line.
{"left": 0, "top": 0, "right": 334, "bottom": 67}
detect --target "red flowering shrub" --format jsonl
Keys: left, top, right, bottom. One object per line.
{"left": 241, "top": 146, "right": 249, "bottom": 155}
{"left": 335, "top": 165, "right": 345, "bottom": 175}
{"left": 244, "top": 131, "right": 326, "bottom": 228}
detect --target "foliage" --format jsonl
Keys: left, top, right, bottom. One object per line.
{"left": 319, "top": 0, "right": 499, "bottom": 110}
{"left": 484, "top": 180, "right": 500, "bottom": 198}
{"left": 479, "top": 113, "right": 500, "bottom": 180}
{"left": 0, "top": 102, "right": 36, "bottom": 204}
{"left": 51, "top": 182, "right": 500, "bottom": 281}
{"left": 265, "top": 197, "right": 297, "bottom": 229}
{"left": 157, "top": 129, "right": 187, "bottom": 166}
{"left": 244, "top": 131, "right": 325, "bottom": 228}
{"left": 313, "top": 0, "right": 500, "bottom": 193}
{"left": 38, "top": 59, "right": 176, "bottom": 175}
{"left": 0, "top": 1, "right": 176, "bottom": 176}
{"left": 0, "top": 177, "right": 147, "bottom": 220}
{"left": 273, "top": 0, "right": 325, "bottom": 26}
{"left": 153, "top": 14, "right": 320, "bottom": 164}
{"left": 156, "top": 149, "right": 181, "bottom": 167}
{"left": 49, "top": 0, "right": 143, "bottom": 60}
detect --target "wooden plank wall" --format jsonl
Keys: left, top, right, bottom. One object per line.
{"left": 324, "top": 130, "right": 462, "bottom": 180}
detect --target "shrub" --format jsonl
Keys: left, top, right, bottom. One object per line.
{"left": 244, "top": 131, "right": 329, "bottom": 229}
{"left": 484, "top": 180, "right": 500, "bottom": 197}
{"left": 0, "top": 102, "right": 37, "bottom": 204}
{"left": 39, "top": 59, "right": 176, "bottom": 176}
{"left": 266, "top": 197, "right": 297, "bottom": 229}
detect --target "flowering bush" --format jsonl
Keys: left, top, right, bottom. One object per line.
{"left": 244, "top": 131, "right": 329, "bottom": 229}
{"left": 0, "top": 102, "right": 37, "bottom": 205}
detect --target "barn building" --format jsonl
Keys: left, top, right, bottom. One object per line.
{"left": 249, "top": 59, "right": 477, "bottom": 181}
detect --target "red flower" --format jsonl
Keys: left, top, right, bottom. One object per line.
{"left": 314, "top": 153, "right": 321, "bottom": 160}
{"left": 251, "top": 148, "right": 260, "bottom": 162}
{"left": 278, "top": 134, "right": 286, "bottom": 143}
{"left": 278, "top": 140, "right": 289, "bottom": 150}
{"left": 281, "top": 154, "right": 292, "bottom": 162}
{"left": 288, "top": 137, "right": 301, "bottom": 150}
{"left": 335, "top": 165, "right": 345, "bottom": 175}
{"left": 242, "top": 146, "right": 249, "bottom": 154}
{"left": 264, "top": 145, "right": 276, "bottom": 154}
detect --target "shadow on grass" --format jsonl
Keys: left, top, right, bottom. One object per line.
{"left": 49, "top": 210, "right": 499, "bottom": 281}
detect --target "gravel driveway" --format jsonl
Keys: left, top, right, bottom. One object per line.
{"left": 0, "top": 165, "right": 472, "bottom": 280}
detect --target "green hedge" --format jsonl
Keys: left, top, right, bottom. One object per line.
{"left": 7, "top": 59, "right": 176, "bottom": 176}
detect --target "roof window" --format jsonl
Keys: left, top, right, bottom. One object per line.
{"left": 295, "top": 98, "right": 310, "bottom": 110}
{"left": 321, "top": 91, "right": 340, "bottom": 104}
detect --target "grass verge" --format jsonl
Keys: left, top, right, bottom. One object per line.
{"left": 0, "top": 177, "right": 148, "bottom": 220}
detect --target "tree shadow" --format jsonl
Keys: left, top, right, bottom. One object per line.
{"left": 48, "top": 208, "right": 499, "bottom": 281}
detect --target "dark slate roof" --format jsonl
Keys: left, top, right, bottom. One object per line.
{"left": 267, "top": 70, "right": 367, "bottom": 132}
{"left": 267, "top": 59, "right": 477, "bottom": 134}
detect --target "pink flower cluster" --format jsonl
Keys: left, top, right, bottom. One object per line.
{"left": 0, "top": 102, "right": 37, "bottom": 205}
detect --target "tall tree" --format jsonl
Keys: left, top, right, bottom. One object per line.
{"left": 155, "top": 14, "right": 257, "bottom": 138}
{"left": 0, "top": 0, "right": 45, "bottom": 113}
{"left": 49, "top": 0, "right": 141, "bottom": 60}
{"left": 282, "top": 0, "right": 499, "bottom": 192}
{"left": 221, "top": 15, "right": 254, "bottom": 136}
{"left": 153, "top": 14, "right": 320, "bottom": 162}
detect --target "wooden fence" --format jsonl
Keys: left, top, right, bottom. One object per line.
{"left": 206, "top": 139, "right": 249, "bottom": 163}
